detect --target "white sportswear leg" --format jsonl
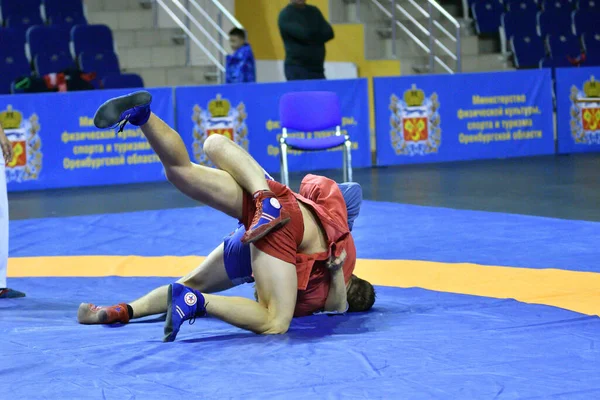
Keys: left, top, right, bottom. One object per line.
{"left": 0, "top": 159, "right": 8, "bottom": 288}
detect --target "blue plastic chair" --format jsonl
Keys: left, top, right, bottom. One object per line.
{"left": 278, "top": 91, "right": 352, "bottom": 187}
{"left": 102, "top": 73, "right": 144, "bottom": 89}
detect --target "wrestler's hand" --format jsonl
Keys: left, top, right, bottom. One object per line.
{"left": 327, "top": 249, "right": 347, "bottom": 271}
{"left": 0, "top": 124, "right": 13, "bottom": 164}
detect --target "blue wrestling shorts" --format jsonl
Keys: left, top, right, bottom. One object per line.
{"left": 222, "top": 173, "right": 363, "bottom": 285}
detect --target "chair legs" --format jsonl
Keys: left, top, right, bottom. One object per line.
{"left": 343, "top": 138, "right": 353, "bottom": 183}
{"left": 279, "top": 140, "right": 290, "bottom": 187}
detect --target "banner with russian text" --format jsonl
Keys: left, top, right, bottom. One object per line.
{"left": 3, "top": 88, "right": 174, "bottom": 192}
{"left": 555, "top": 66, "right": 600, "bottom": 154}
{"left": 374, "top": 70, "right": 555, "bottom": 165}
{"left": 175, "top": 79, "right": 371, "bottom": 174}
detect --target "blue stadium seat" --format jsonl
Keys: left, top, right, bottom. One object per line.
{"left": 0, "top": 0, "right": 42, "bottom": 23}
{"left": 71, "top": 25, "right": 114, "bottom": 57}
{"left": 34, "top": 52, "right": 74, "bottom": 75}
{"left": 547, "top": 34, "right": 582, "bottom": 64}
{"left": 582, "top": 50, "right": 600, "bottom": 66}
{"left": 502, "top": 11, "right": 539, "bottom": 40}
{"left": 573, "top": 10, "right": 600, "bottom": 35}
{"left": 0, "top": 50, "right": 31, "bottom": 94}
{"left": 472, "top": 1, "right": 504, "bottom": 35}
{"left": 511, "top": 34, "right": 546, "bottom": 67}
{"left": 583, "top": 32, "right": 600, "bottom": 53}
{"left": 542, "top": 0, "right": 575, "bottom": 11}
{"left": 79, "top": 52, "right": 121, "bottom": 76}
{"left": 577, "top": 0, "right": 600, "bottom": 11}
{"left": 0, "top": 28, "right": 27, "bottom": 56}
{"left": 538, "top": 11, "right": 575, "bottom": 36}
{"left": 5, "top": 14, "right": 44, "bottom": 35}
{"left": 26, "top": 26, "right": 71, "bottom": 62}
{"left": 42, "top": 0, "right": 86, "bottom": 28}
{"left": 504, "top": 0, "right": 539, "bottom": 10}
{"left": 102, "top": 73, "right": 144, "bottom": 89}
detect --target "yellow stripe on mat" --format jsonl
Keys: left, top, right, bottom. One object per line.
{"left": 9, "top": 256, "right": 600, "bottom": 317}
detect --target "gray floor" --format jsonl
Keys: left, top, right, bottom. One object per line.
{"left": 8, "top": 153, "right": 600, "bottom": 222}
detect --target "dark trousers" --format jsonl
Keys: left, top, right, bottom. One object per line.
{"left": 284, "top": 64, "right": 326, "bottom": 81}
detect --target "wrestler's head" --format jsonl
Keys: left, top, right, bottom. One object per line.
{"left": 346, "top": 274, "right": 376, "bottom": 312}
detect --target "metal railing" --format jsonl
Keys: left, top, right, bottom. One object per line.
{"left": 356, "top": 0, "right": 461, "bottom": 73}
{"left": 151, "top": 0, "right": 244, "bottom": 83}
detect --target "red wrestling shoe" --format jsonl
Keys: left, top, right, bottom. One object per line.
{"left": 77, "top": 303, "right": 130, "bottom": 325}
{"left": 241, "top": 190, "right": 290, "bottom": 244}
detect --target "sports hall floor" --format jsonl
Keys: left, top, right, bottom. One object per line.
{"left": 2, "top": 154, "right": 600, "bottom": 399}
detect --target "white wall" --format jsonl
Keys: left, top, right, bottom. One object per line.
{"left": 256, "top": 60, "right": 359, "bottom": 83}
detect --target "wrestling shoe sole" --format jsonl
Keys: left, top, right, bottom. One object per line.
{"left": 93, "top": 90, "right": 153, "bottom": 129}
{"left": 77, "top": 303, "right": 110, "bottom": 325}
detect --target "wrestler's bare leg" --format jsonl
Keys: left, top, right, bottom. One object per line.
{"left": 127, "top": 244, "right": 233, "bottom": 319}
{"left": 141, "top": 113, "right": 244, "bottom": 219}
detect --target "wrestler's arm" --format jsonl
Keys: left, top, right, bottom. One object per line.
{"left": 323, "top": 249, "right": 348, "bottom": 313}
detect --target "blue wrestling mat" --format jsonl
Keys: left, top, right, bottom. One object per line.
{"left": 2, "top": 201, "right": 600, "bottom": 399}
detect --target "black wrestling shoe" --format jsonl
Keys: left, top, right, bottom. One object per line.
{"left": 93, "top": 90, "right": 153, "bottom": 131}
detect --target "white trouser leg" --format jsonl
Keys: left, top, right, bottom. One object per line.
{"left": 0, "top": 160, "right": 7, "bottom": 288}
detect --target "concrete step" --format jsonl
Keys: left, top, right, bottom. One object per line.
{"left": 113, "top": 28, "right": 184, "bottom": 49}
{"left": 85, "top": 0, "right": 151, "bottom": 13}
{"left": 118, "top": 45, "right": 187, "bottom": 69}
{"left": 87, "top": 9, "right": 154, "bottom": 31}
{"left": 123, "top": 66, "right": 219, "bottom": 87}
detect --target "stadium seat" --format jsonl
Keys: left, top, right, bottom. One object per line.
{"left": 42, "top": 0, "right": 86, "bottom": 28}
{"left": 547, "top": 34, "right": 583, "bottom": 65}
{"left": 26, "top": 26, "right": 71, "bottom": 62}
{"left": 582, "top": 51, "right": 600, "bottom": 66}
{"left": 472, "top": 1, "right": 504, "bottom": 35}
{"left": 504, "top": 0, "right": 539, "bottom": 10}
{"left": 583, "top": 32, "right": 600, "bottom": 53}
{"left": 502, "top": 11, "right": 539, "bottom": 40}
{"left": 34, "top": 52, "right": 74, "bottom": 75}
{"left": 102, "top": 73, "right": 145, "bottom": 89}
{"left": 0, "top": 50, "right": 31, "bottom": 94}
{"left": 573, "top": 10, "right": 600, "bottom": 35}
{"left": 0, "top": 28, "right": 27, "bottom": 56}
{"left": 0, "top": 0, "right": 42, "bottom": 23}
{"left": 542, "top": 0, "right": 575, "bottom": 11}
{"left": 577, "top": 0, "right": 600, "bottom": 11}
{"left": 5, "top": 14, "right": 44, "bottom": 35}
{"left": 79, "top": 52, "right": 121, "bottom": 77}
{"left": 71, "top": 25, "right": 115, "bottom": 57}
{"left": 538, "top": 11, "right": 575, "bottom": 36}
{"left": 511, "top": 34, "right": 546, "bottom": 67}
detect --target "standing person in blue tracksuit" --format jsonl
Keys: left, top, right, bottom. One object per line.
{"left": 226, "top": 28, "right": 256, "bottom": 84}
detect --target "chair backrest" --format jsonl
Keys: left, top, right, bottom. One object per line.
{"left": 43, "top": 0, "right": 84, "bottom": 15}
{"left": 0, "top": 0, "right": 42, "bottom": 21}
{"left": 71, "top": 24, "right": 114, "bottom": 57}
{"left": 279, "top": 91, "right": 342, "bottom": 132}
{"left": 5, "top": 14, "right": 43, "bottom": 33}
{"left": 502, "top": 11, "right": 539, "bottom": 40}
{"left": 0, "top": 28, "right": 27, "bottom": 56}
{"left": 543, "top": 0, "right": 574, "bottom": 11}
{"left": 35, "top": 52, "right": 73, "bottom": 75}
{"left": 573, "top": 10, "right": 600, "bottom": 35}
{"left": 0, "top": 50, "right": 31, "bottom": 94}
{"left": 102, "top": 73, "right": 144, "bottom": 89}
{"left": 79, "top": 51, "right": 120, "bottom": 76}
{"left": 583, "top": 32, "right": 600, "bottom": 52}
{"left": 538, "top": 10, "right": 575, "bottom": 36}
{"left": 547, "top": 34, "right": 582, "bottom": 59}
{"left": 27, "top": 25, "right": 70, "bottom": 60}
{"left": 577, "top": 0, "right": 599, "bottom": 10}
{"left": 511, "top": 34, "right": 546, "bottom": 68}
{"left": 506, "top": 0, "right": 539, "bottom": 13}
{"left": 471, "top": 2, "right": 503, "bottom": 34}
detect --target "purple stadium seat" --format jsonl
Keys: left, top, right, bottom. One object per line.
{"left": 0, "top": 50, "right": 31, "bottom": 94}
{"left": 538, "top": 10, "right": 575, "bottom": 36}
{"left": 511, "top": 34, "right": 547, "bottom": 67}
{"left": 102, "top": 73, "right": 145, "bottom": 89}
{"left": 71, "top": 25, "right": 115, "bottom": 57}
{"left": 472, "top": 1, "right": 504, "bottom": 35}
{"left": 278, "top": 91, "right": 352, "bottom": 186}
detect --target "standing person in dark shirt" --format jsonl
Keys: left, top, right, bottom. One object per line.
{"left": 225, "top": 28, "right": 256, "bottom": 84}
{"left": 278, "top": 0, "right": 334, "bottom": 81}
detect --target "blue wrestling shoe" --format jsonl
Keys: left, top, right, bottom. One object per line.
{"left": 241, "top": 190, "right": 291, "bottom": 244}
{"left": 93, "top": 90, "right": 152, "bottom": 132}
{"left": 163, "top": 283, "right": 207, "bottom": 342}
{"left": 337, "top": 182, "right": 363, "bottom": 231}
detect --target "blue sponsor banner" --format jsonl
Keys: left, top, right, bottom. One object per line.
{"left": 555, "top": 66, "right": 600, "bottom": 154}
{"left": 175, "top": 79, "right": 371, "bottom": 173}
{"left": 374, "top": 70, "right": 555, "bottom": 166}
{"left": 3, "top": 88, "right": 174, "bottom": 192}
